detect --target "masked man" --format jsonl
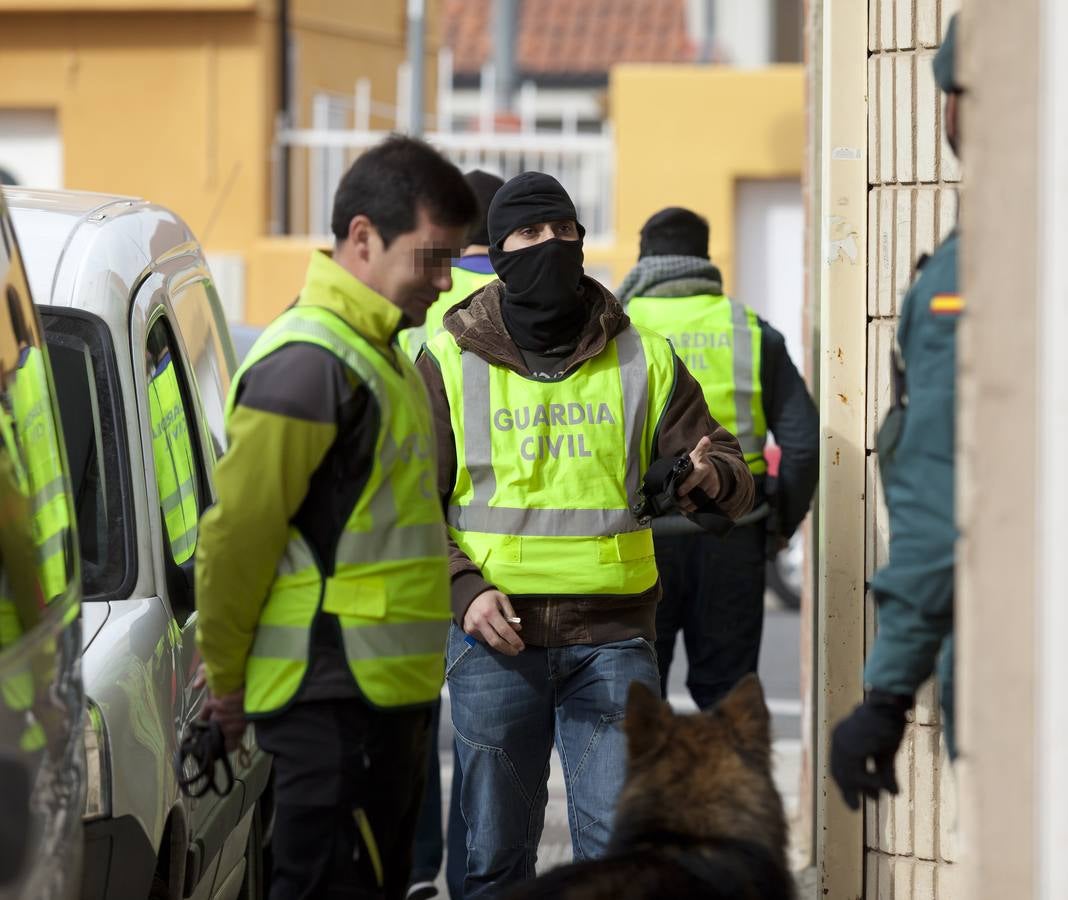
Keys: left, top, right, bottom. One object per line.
{"left": 416, "top": 172, "right": 754, "bottom": 896}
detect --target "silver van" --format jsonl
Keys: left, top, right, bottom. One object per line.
{"left": 0, "top": 191, "right": 86, "bottom": 899}
{"left": 8, "top": 189, "right": 271, "bottom": 900}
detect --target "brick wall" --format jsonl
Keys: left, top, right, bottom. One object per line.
{"left": 864, "top": 0, "right": 960, "bottom": 896}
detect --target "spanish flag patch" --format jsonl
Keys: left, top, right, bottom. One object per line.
{"left": 929, "top": 294, "right": 964, "bottom": 316}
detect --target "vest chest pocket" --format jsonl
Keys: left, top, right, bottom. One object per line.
{"left": 323, "top": 575, "right": 387, "bottom": 620}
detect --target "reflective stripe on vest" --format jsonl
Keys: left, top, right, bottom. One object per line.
{"left": 230, "top": 305, "right": 450, "bottom": 713}
{"left": 9, "top": 348, "right": 72, "bottom": 600}
{"left": 428, "top": 324, "right": 675, "bottom": 597}
{"left": 149, "top": 358, "right": 199, "bottom": 564}
{"left": 397, "top": 266, "right": 498, "bottom": 361}
{"left": 627, "top": 294, "right": 767, "bottom": 474}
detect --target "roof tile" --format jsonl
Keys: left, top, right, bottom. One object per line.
{"left": 445, "top": 0, "right": 695, "bottom": 77}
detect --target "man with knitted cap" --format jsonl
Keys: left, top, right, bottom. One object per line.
{"left": 620, "top": 206, "right": 819, "bottom": 714}
{"left": 416, "top": 172, "right": 754, "bottom": 895}
{"left": 831, "top": 12, "right": 963, "bottom": 810}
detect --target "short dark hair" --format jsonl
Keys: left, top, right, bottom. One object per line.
{"left": 331, "top": 135, "right": 478, "bottom": 246}
{"left": 639, "top": 207, "right": 710, "bottom": 260}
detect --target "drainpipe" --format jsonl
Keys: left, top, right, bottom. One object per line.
{"left": 700, "top": 0, "right": 716, "bottom": 63}
{"left": 407, "top": 0, "right": 426, "bottom": 136}
{"left": 494, "top": 0, "right": 517, "bottom": 113}
{"left": 278, "top": 0, "right": 291, "bottom": 233}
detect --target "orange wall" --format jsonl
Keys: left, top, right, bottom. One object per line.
{"left": 610, "top": 64, "right": 804, "bottom": 290}
{"left": 0, "top": 11, "right": 277, "bottom": 253}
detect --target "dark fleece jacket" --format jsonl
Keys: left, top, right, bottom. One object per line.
{"left": 416, "top": 276, "right": 755, "bottom": 646}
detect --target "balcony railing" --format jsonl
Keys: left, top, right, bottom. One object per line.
{"left": 271, "top": 126, "right": 615, "bottom": 245}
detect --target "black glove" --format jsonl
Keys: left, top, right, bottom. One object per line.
{"left": 830, "top": 690, "right": 911, "bottom": 810}
{"left": 632, "top": 455, "right": 732, "bottom": 536}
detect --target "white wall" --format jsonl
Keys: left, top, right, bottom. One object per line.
{"left": 0, "top": 110, "right": 62, "bottom": 189}
{"left": 714, "top": 0, "right": 773, "bottom": 67}
{"left": 734, "top": 178, "right": 804, "bottom": 364}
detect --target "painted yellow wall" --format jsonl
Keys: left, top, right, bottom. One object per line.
{"left": 290, "top": 0, "right": 439, "bottom": 131}
{"left": 284, "top": 0, "right": 438, "bottom": 233}
{"left": 0, "top": 1, "right": 264, "bottom": 9}
{"left": 0, "top": 10, "right": 277, "bottom": 253}
{"left": 609, "top": 64, "right": 804, "bottom": 290}
{"left": 0, "top": 0, "right": 429, "bottom": 321}
{"left": 246, "top": 235, "right": 324, "bottom": 323}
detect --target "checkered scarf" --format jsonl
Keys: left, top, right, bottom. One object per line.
{"left": 616, "top": 255, "right": 724, "bottom": 306}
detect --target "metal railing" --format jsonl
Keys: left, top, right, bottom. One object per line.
{"left": 271, "top": 126, "right": 615, "bottom": 243}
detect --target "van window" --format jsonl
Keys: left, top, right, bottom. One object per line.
{"left": 41, "top": 311, "right": 134, "bottom": 600}
{"left": 168, "top": 279, "right": 233, "bottom": 463}
{"left": 144, "top": 317, "right": 204, "bottom": 567}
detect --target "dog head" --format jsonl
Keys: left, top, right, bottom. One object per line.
{"left": 614, "top": 674, "right": 788, "bottom": 861}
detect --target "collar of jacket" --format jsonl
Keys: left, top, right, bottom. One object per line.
{"left": 441, "top": 276, "right": 630, "bottom": 376}
{"left": 298, "top": 250, "right": 404, "bottom": 348}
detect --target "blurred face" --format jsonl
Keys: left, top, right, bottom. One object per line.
{"left": 501, "top": 219, "right": 580, "bottom": 252}
{"left": 342, "top": 205, "right": 467, "bottom": 326}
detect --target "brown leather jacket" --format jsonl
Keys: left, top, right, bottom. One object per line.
{"left": 415, "top": 276, "right": 755, "bottom": 646}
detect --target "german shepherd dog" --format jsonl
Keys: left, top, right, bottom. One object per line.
{"left": 506, "top": 674, "right": 794, "bottom": 900}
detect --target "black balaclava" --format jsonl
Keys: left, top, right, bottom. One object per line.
{"left": 488, "top": 172, "right": 587, "bottom": 351}
{"left": 639, "top": 207, "right": 710, "bottom": 259}
{"left": 463, "top": 170, "right": 505, "bottom": 248}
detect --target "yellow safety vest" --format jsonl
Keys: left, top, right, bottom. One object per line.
{"left": 426, "top": 324, "right": 676, "bottom": 597}
{"left": 9, "top": 347, "right": 73, "bottom": 600}
{"left": 627, "top": 294, "right": 767, "bottom": 475}
{"left": 0, "top": 413, "right": 46, "bottom": 752}
{"left": 397, "top": 265, "right": 498, "bottom": 361}
{"left": 231, "top": 305, "right": 451, "bottom": 713}
{"left": 148, "top": 355, "right": 199, "bottom": 564}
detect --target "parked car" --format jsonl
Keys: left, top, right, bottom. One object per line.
{"left": 7, "top": 188, "right": 271, "bottom": 900}
{"left": 0, "top": 190, "right": 86, "bottom": 899}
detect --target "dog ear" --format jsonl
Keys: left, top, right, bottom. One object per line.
{"left": 625, "top": 681, "right": 671, "bottom": 760}
{"left": 717, "top": 674, "right": 771, "bottom": 757}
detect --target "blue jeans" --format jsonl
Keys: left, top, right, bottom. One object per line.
{"left": 444, "top": 624, "right": 660, "bottom": 898}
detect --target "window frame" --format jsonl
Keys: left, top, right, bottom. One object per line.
{"left": 39, "top": 306, "right": 137, "bottom": 603}
{"left": 166, "top": 274, "right": 235, "bottom": 465}
{"left": 141, "top": 309, "right": 212, "bottom": 570}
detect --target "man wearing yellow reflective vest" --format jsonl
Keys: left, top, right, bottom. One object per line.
{"left": 147, "top": 342, "right": 199, "bottom": 565}
{"left": 398, "top": 169, "right": 503, "bottom": 363}
{"left": 620, "top": 208, "right": 819, "bottom": 711}
{"left": 416, "top": 173, "right": 755, "bottom": 897}
{"left": 195, "top": 136, "right": 477, "bottom": 900}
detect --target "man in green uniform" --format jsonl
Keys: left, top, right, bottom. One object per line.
{"left": 195, "top": 136, "right": 477, "bottom": 899}
{"left": 621, "top": 208, "right": 819, "bottom": 709}
{"left": 831, "top": 14, "right": 963, "bottom": 809}
{"left": 399, "top": 170, "right": 503, "bottom": 363}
